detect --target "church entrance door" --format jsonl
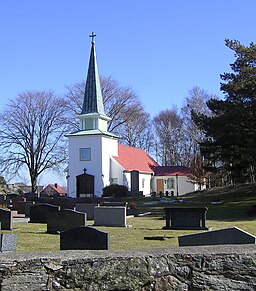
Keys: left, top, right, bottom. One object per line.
{"left": 157, "top": 179, "right": 164, "bottom": 194}
{"left": 76, "top": 173, "right": 94, "bottom": 198}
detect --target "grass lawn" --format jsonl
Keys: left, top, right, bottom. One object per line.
{"left": 8, "top": 183, "right": 256, "bottom": 253}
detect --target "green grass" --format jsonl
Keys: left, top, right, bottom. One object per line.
{"left": 8, "top": 183, "right": 256, "bottom": 252}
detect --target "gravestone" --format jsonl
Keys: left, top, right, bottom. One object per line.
{"left": 163, "top": 207, "right": 208, "bottom": 230}
{"left": 47, "top": 209, "right": 87, "bottom": 234}
{"left": 60, "top": 226, "right": 109, "bottom": 250}
{"left": 103, "top": 202, "right": 128, "bottom": 207}
{"left": 178, "top": 227, "right": 256, "bottom": 246}
{"left": 94, "top": 206, "right": 126, "bottom": 227}
{"left": 24, "top": 202, "right": 35, "bottom": 217}
{"left": 29, "top": 203, "right": 60, "bottom": 223}
{"left": 75, "top": 203, "right": 99, "bottom": 220}
{"left": 51, "top": 197, "right": 76, "bottom": 210}
{"left": 0, "top": 233, "right": 17, "bottom": 252}
{"left": 0, "top": 208, "right": 13, "bottom": 230}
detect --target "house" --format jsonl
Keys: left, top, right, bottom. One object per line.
{"left": 111, "top": 144, "right": 159, "bottom": 195}
{"left": 66, "top": 33, "right": 198, "bottom": 198}
{"left": 153, "top": 166, "right": 195, "bottom": 196}
{"left": 40, "top": 183, "right": 67, "bottom": 197}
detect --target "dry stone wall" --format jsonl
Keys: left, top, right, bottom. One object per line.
{"left": 0, "top": 245, "right": 255, "bottom": 290}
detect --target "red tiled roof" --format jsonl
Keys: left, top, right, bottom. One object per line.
{"left": 113, "top": 144, "right": 159, "bottom": 173}
{"left": 50, "top": 183, "right": 66, "bottom": 195}
{"left": 153, "top": 166, "right": 192, "bottom": 176}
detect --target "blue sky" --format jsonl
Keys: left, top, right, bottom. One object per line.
{"left": 1, "top": 0, "right": 255, "bottom": 117}
{"left": 0, "top": 0, "right": 255, "bottom": 185}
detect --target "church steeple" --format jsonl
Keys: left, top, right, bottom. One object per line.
{"left": 78, "top": 32, "right": 111, "bottom": 132}
{"left": 81, "top": 32, "right": 105, "bottom": 116}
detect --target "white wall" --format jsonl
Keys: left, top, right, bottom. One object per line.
{"left": 123, "top": 171, "right": 152, "bottom": 196}
{"left": 152, "top": 175, "right": 196, "bottom": 196}
{"left": 139, "top": 173, "right": 153, "bottom": 196}
{"left": 67, "top": 134, "right": 118, "bottom": 197}
{"left": 176, "top": 176, "right": 196, "bottom": 196}
{"left": 101, "top": 137, "right": 118, "bottom": 188}
{"left": 110, "top": 158, "right": 125, "bottom": 186}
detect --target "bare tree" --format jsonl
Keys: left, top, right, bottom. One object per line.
{"left": 0, "top": 91, "right": 68, "bottom": 192}
{"left": 65, "top": 76, "right": 151, "bottom": 146}
{"left": 153, "top": 107, "right": 184, "bottom": 166}
{"left": 181, "top": 86, "right": 214, "bottom": 166}
{"left": 118, "top": 110, "right": 154, "bottom": 152}
{"left": 181, "top": 87, "right": 217, "bottom": 187}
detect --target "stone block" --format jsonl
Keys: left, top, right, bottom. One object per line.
{"left": 75, "top": 203, "right": 99, "bottom": 220}
{"left": 94, "top": 206, "right": 126, "bottom": 227}
{"left": 178, "top": 227, "right": 256, "bottom": 246}
{"left": 0, "top": 208, "right": 13, "bottom": 230}
{"left": 47, "top": 209, "right": 86, "bottom": 234}
{"left": 29, "top": 203, "right": 60, "bottom": 223}
{"left": 0, "top": 233, "right": 17, "bottom": 252}
{"left": 163, "top": 207, "right": 208, "bottom": 230}
{"left": 60, "top": 226, "right": 109, "bottom": 250}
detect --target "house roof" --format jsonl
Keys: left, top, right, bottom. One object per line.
{"left": 49, "top": 184, "right": 66, "bottom": 195}
{"left": 113, "top": 144, "right": 159, "bottom": 173}
{"left": 153, "top": 166, "right": 192, "bottom": 176}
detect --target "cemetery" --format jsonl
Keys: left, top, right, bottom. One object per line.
{"left": 0, "top": 183, "right": 254, "bottom": 252}
{"left": 0, "top": 184, "right": 255, "bottom": 289}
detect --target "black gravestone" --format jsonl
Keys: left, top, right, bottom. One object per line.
{"left": 60, "top": 226, "right": 109, "bottom": 250}
{"left": 29, "top": 203, "right": 60, "bottom": 223}
{"left": 163, "top": 207, "right": 208, "bottom": 230}
{"left": 0, "top": 208, "right": 13, "bottom": 230}
{"left": 47, "top": 209, "right": 87, "bottom": 234}
{"left": 179, "top": 227, "right": 256, "bottom": 246}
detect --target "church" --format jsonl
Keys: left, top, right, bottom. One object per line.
{"left": 66, "top": 33, "right": 197, "bottom": 198}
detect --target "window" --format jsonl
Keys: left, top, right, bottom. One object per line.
{"left": 167, "top": 178, "right": 175, "bottom": 189}
{"left": 80, "top": 148, "right": 91, "bottom": 161}
{"left": 110, "top": 178, "right": 118, "bottom": 185}
{"left": 142, "top": 178, "right": 145, "bottom": 188}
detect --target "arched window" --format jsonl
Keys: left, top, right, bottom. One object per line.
{"left": 167, "top": 178, "right": 175, "bottom": 189}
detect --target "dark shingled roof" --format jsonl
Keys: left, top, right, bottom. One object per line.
{"left": 153, "top": 166, "right": 192, "bottom": 176}
{"left": 81, "top": 40, "right": 106, "bottom": 116}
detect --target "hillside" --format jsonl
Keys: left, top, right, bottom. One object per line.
{"left": 183, "top": 183, "right": 256, "bottom": 220}
{"left": 138, "top": 183, "right": 256, "bottom": 221}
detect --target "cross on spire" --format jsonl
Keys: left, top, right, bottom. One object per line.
{"left": 89, "top": 32, "right": 96, "bottom": 43}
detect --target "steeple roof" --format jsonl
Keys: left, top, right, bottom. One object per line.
{"left": 81, "top": 33, "right": 106, "bottom": 116}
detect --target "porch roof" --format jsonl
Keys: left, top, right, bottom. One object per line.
{"left": 153, "top": 166, "right": 192, "bottom": 176}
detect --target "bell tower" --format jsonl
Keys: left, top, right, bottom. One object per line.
{"left": 67, "top": 33, "right": 118, "bottom": 197}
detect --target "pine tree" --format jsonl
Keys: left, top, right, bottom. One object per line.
{"left": 193, "top": 39, "right": 256, "bottom": 185}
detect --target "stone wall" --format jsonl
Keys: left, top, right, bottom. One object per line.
{"left": 0, "top": 245, "right": 255, "bottom": 290}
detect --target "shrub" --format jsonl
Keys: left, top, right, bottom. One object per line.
{"left": 102, "top": 184, "right": 128, "bottom": 198}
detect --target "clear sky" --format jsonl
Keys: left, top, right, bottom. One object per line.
{"left": 0, "top": 0, "right": 255, "bottom": 186}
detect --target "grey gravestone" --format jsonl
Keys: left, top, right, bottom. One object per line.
{"left": 0, "top": 233, "right": 17, "bottom": 252}
{"left": 29, "top": 203, "right": 60, "bottom": 223}
{"left": 94, "top": 206, "right": 126, "bottom": 227}
{"left": 75, "top": 203, "right": 99, "bottom": 220}
{"left": 0, "top": 208, "right": 13, "bottom": 230}
{"left": 47, "top": 209, "right": 87, "bottom": 234}
{"left": 60, "top": 226, "right": 109, "bottom": 250}
{"left": 163, "top": 207, "right": 208, "bottom": 230}
{"left": 178, "top": 227, "right": 256, "bottom": 246}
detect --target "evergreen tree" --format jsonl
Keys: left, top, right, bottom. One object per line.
{"left": 193, "top": 39, "right": 256, "bottom": 185}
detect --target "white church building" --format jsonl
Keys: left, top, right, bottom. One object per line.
{"left": 66, "top": 34, "right": 198, "bottom": 198}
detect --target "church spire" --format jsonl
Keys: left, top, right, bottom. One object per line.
{"left": 81, "top": 32, "right": 105, "bottom": 116}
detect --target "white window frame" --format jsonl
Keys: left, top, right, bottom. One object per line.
{"left": 80, "top": 148, "right": 91, "bottom": 161}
